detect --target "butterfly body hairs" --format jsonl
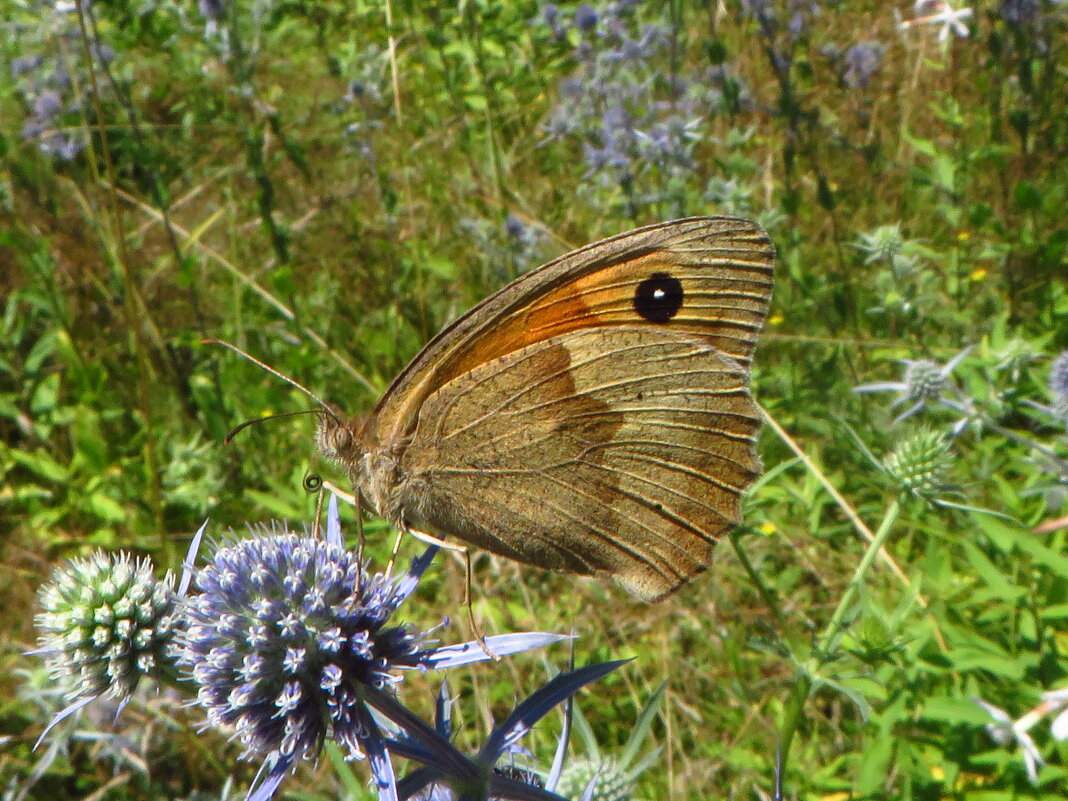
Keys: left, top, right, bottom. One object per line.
{"left": 316, "top": 217, "right": 774, "bottom": 602}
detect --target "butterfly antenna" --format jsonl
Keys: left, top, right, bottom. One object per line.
{"left": 225, "top": 408, "right": 322, "bottom": 444}
{"left": 203, "top": 338, "right": 340, "bottom": 422}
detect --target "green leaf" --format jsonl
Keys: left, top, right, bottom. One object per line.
{"left": 1014, "top": 180, "right": 1042, "bottom": 211}
{"left": 1015, "top": 535, "right": 1068, "bottom": 581}
{"left": 620, "top": 681, "right": 665, "bottom": 767}
{"left": 905, "top": 133, "right": 937, "bottom": 157}
{"left": 323, "top": 742, "right": 366, "bottom": 800}
{"left": 960, "top": 541, "right": 1025, "bottom": 601}
{"left": 6, "top": 447, "right": 69, "bottom": 483}
{"left": 947, "top": 645, "right": 1029, "bottom": 679}
{"left": 420, "top": 255, "right": 459, "bottom": 281}
{"left": 245, "top": 489, "right": 305, "bottom": 519}
{"left": 855, "top": 727, "right": 895, "bottom": 797}
{"left": 71, "top": 406, "right": 109, "bottom": 473}
{"left": 87, "top": 492, "right": 126, "bottom": 523}
{"left": 920, "top": 696, "right": 992, "bottom": 726}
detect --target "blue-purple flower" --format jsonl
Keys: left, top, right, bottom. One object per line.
{"left": 854, "top": 347, "right": 971, "bottom": 423}
{"left": 391, "top": 662, "right": 627, "bottom": 800}
{"left": 1049, "top": 350, "right": 1068, "bottom": 420}
{"left": 842, "top": 41, "right": 884, "bottom": 89}
{"left": 174, "top": 497, "right": 567, "bottom": 801}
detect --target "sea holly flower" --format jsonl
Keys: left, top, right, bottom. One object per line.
{"left": 853, "top": 224, "right": 906, "bottom": 266}
{"left": 841, "top": 41, "right": 885, "bottom": 89}
{"left": 1049, "top": 350, "right": 1068, "bottom": 421}
{"left": 389, "top": 661, "right": 627, "bottom": 800}
{"left": 881, "top": 428, "right": 956, "bottom": 499}
{"left": 174, "top": 496, "right": 567, "bottom": 801}
{"left": 32, "top": 551, "right": 179, "bottom": 747}
{"left": 574, "top": 4, "right": 599, "bottom": 34}
{"left": 1020, "top": 350, "right": 1068, "bottom": 426}
{"left": 898, "top": 1, "right": 974, "bottom": 43}
{"left": 973, "top": 697, "right": 1046, "bottom": 784}
{"left": 854, "top": 347, "right": 971, "bottom": 423}
{"left": 555, "top": 681, "right": 665, "bottom": 801}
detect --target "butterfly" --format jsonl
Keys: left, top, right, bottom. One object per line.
{"left": 316, "top": 217, "right": 774, "bottom": 601}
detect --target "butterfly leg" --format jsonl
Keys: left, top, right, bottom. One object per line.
{"left": 405, "top": 527, "right": 498, "bottom": 661}
{"left": 385, "top": 527, "right": 406, "bottom": 577}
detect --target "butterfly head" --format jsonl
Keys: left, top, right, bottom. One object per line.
{"left": 314, "top": 406, "right": 366, "bottom": 475}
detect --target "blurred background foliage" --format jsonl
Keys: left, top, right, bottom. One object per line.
{"left": 1, "top": 0, "right": 1067, "bottom": 798}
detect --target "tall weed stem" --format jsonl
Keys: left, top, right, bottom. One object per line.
{"left": 778, "top": 499, "right": 901, "bottom": 792}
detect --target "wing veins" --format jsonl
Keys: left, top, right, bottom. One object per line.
{"left": 591, "top": 442, "right": 753, "bottom": 495}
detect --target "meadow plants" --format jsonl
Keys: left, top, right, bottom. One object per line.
{"left": 2, "top": 0, "right": 1067, "bottom": 798}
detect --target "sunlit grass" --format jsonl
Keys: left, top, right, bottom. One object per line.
{"left": 2, "top": 0, "right": 1066, "bottom": 799}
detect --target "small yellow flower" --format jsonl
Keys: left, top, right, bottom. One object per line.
{"left": 969, "top": 268, "right": 987, "bottom": 281}
{"left": 758, "top": 521, "right": 777, "bottom": 536}
{"left": 769, "top": 313, "right": 784, "bottom": 326}
{"left": 930, "top": 765, "right": 946, "bottom": 780}
{"left": 956, "top": 230, "right": 971, "bottom": 243}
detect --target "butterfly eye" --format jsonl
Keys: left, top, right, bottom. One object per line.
{"left": 633, "top": 272, "right": 684, "bottom": 323}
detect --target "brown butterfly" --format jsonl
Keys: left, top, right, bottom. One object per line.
{"left": 316, "top": 217, "right": 774, "bottom": 601}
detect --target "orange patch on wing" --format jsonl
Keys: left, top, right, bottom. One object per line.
{"left": 437, "top": 251, "right": 770, "bottom": 386}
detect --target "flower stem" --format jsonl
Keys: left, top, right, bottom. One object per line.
{"left": 777, "top": 498, "right": 901, "bottom": 789}
{"left": 817, "top": 498, "right": 901, "bottom": 660}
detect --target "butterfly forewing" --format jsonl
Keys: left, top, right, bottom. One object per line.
{"left": 368, "top": 217, "right": 773, "bottom": 448}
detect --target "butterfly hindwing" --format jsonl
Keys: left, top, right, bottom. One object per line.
{"left": 396, "top": 326, "right": 762, "bottom": 601}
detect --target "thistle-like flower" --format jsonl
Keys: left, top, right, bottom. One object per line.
{"left": 33, "top": 551, "right": 178, "bottom": 746}
{"left": 556, "top": 758, "right": 630, "bottom": 801}
{"left": 882, "top": 428, "right": 955, "bottom": 498}
{"left": 898, "top": 1, "right": 974, "bottom": 43}
{"left": 1049, "top": 350, "right": 1068, "bottom": 421}
{"left": 391, "top": 661, "right": 627, "bottom": 801}
{"left": 854, "top": 347, "right": 971, "bottom": 423}
{"left": 175, "top": 496, "right": 566, "bottom": 801}
{"left": 841, "top": 41, "right": 884, "bottom": 89}
{"left": 973, "top": 697, "right": 1045, "bottom": 784}
{"left": 854, "top": 224, "right": 906, "bottom": 265}
{"left": 555, "top": 681, "right": 664, "bottom": 801}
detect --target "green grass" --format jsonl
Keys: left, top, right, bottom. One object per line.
{"left": 2, "top": 0, "right": 1067, "bottom": 799}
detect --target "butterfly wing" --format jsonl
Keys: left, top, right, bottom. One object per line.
{"left": 367, "top": 217, "right": 774, "bottom": 448}
{"left": 357, "top": 216, "right": 774, "bottom": 600}
{"left": 395, "top": 326, "right": 762, "bottom": 601}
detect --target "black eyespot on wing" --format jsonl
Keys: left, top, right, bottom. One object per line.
{"left": 633, "top": 272, "right": 683, "bottom": 323}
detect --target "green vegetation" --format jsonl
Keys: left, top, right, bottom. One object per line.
{"left": 2, "top": 0, "right": 1066, "bottom": 799}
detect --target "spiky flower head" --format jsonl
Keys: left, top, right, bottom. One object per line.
{"left": 175, "top": 528, "right": 437, "bottom": 772}
{"left": 172, "top": 498, "right": 568, "bottom": 801}
{"left": 35, "top": 551, "right": 177, "bottom": 707}
{"left": 855, "top": 224, "right": 906, "bottom": 265}
{"left": 1049, "top": 350, "right": 1068, "bottom": 420}
{"left": 902, "top": 359, "right": 946, "bottom": 405}
{"left": 557, "top": 756, "right": 633, "bottom": 801}
{"left": 855, "top": 348, "right": 971, "bottom": 425}
{"left": 883, "top": 429, "right": 955, "bottom": 497}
